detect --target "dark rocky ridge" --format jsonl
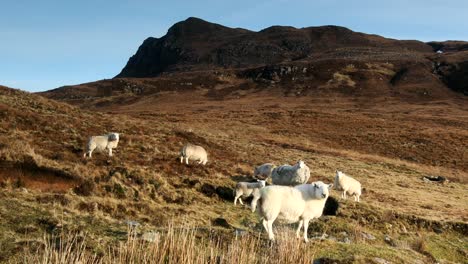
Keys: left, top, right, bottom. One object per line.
{"left": 116, "top": 17, "right": 432, "bottom": 78}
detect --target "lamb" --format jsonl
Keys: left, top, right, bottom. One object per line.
{"left": 179, "top": 143, "right": 208, "bottom": 165}
{"left": 253, "top": 163, "right": 276, "bottom": 180}
{"left": 234, "top": 180, "right": 266, "bottom": 212}
{"left": 258, "top": 181, "right": 333, "bottom": 242}
{"left": 271, "top": 160, "right": 310, "bottom": 186}
{"left": 83, "top": 132, "right": 119, "bottom": 158}
{"left": 334, "top": 170, "right": 362, "bottom": 202}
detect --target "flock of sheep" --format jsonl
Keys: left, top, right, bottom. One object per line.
{"left": 83, "top": 132, "right": 362, "bottom": 242}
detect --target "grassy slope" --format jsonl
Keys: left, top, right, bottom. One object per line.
{"left": 0, "top": 85, "right": 467, "bottom": 263}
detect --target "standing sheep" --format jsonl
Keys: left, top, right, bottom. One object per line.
{"left": 258, "top": 181, "right": 333, "bottom": 242}
{"left": 253, "top": 163, "right": 276, "bottom": 180}
{"left": 179, "top": 143, "right": 208, "bottom": 165}
{"left": 271, "top": 160, "right": 310, "bottom": 186}
{"left": 334, "top": 170, "right": 361, "bottom": 202}
{"left": 234, "top": 180, "right": 266, "bottom": 212}
{"left": 83, "top": 132, "right": 120, "bottom": 158}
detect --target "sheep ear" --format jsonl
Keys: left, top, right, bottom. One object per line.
{"left": 313, "top": 183, "right": 317, "bottom": 188}
{"left": 328, "top": 184, "right": 333, "bottom": 190}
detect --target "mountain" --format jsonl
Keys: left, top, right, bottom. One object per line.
{"left": 116, "top": 17, "right": 432, "bottom": 78}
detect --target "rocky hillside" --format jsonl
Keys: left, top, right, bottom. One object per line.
{"left": 110, "top": 17, "right": 468, "bottom": 96}
{"left": 3, "top": 82, "right": 468, "bottom": 262}
{"left": 116, "top": 17, "right": 431, "bottom": 77}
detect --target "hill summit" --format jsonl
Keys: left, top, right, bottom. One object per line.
{"left": 116, "top": 17, "right": 431, "bottom": 78}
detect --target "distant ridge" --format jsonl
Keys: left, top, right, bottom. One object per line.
{"left": 115, "top": 17, "right": 431, "bottom": 78}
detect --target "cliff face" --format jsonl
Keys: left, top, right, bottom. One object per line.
{"left": 116, "top": 17, "right": 432, "bottom": 78}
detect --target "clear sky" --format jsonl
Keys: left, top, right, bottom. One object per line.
{"left": 1, "top": 0, "right": 467, "bottom": 92}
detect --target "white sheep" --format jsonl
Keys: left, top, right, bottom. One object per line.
{"left": 253, "top": 163, "right": 276, "bottom": 179}
{"left": 234, "top": 180, "right": 266, "bottom": 212}
{"left": 334, "top": 170, "right": 361, "bottom": 202}
{"left": 258, "top": 181, "right": 333, "bottom": 242}
{"left": 83, "top": 132, "right": 119, "bottom": 158}
{"left": 271, "top": 160, "right": 310, "bottom": 186}
{"left": 179, "top": 143, "right": 208, "bottom": 165}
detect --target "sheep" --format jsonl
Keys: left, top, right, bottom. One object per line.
{"left": 253, "top": 163, "right": 276, "bottom": 179}
{"left": 271, "top": 160, "right": 310, "bottom": 186}
{"left": 334, "top": 170, "right": 361, "bottom": 202}
{"left": 234, "top": 180, "right": 266, "bottom": 212}
{"left": 179, "top": 143, "right": 208, "bottom": 165}
{"left": 258, "top": 181, "right": 333, "bottom": 242}
{"left": 83, "top": 132, "right": 119, "bottom": 158}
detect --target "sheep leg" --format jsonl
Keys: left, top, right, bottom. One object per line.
{"left": 202, "top": 159, "right": 207, "bottom": 165}
{"left": 185, "top": 157, "right": 189, "bottom": 165}
{"left": 267, "top": 220, "right": 275, "bottom": 241}
{"left": 296, "top": 220, "right": 303, "bottom": 238}
{"left": 356, "top": 194, "right": 360, "bottom": 202}
{"left": 180, "top": 156, "right": 183, "bottom": 163}
{"left": 251, "top": 196, "right": 259, "bottom": 212}
{"left": 238, "top": 198, "right": 244, "bottom": 205}
{"left": 234, "top": 192, "right": 242, "bottom": 205}
{"left": 108, "top": 148, "right": 113, "bottom": 157}
{"left": 303, "top": 219, "right": 310, "bottom": 243}
{"left": 262, "top": 219, "right": 269, "bottom": 235}
{"left": 342, "top": 191, "right": 347, "bottom": 199}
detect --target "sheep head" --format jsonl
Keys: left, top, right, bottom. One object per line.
{"left": 335, "top": 170, "right": 344, "bottom": 178}
{"left": 297, "top": 160, "right": 305, "bottom": 169}
{"left": 310, "top": 181, "right": 331, "bottom": 199}
{"left": 108, "top": 133, "right": 120, "bottom": 142}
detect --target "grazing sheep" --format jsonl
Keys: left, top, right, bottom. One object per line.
{"left": 334, "top": 170, "right": 361, "bottom": 202}
{"left": 179, "top": 143, "right": 208, "bottom": 165}
{"left": 234, "top": 180, "right": 266, "bottom": 212}
{"left": 83, "top": 132, "right": 119, "bottom": 158}
{"left": 258, "top": 181, "right": 333, "bottom": 242}
{"left": 271, "top": 160, "right": 310, "bottom": 186}
{"left": 253, "top": 163, "right": 276, "bottom": 179}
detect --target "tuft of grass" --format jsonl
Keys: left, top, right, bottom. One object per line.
{"left": 21, "top": 225, "right": 320, "bottom": 264}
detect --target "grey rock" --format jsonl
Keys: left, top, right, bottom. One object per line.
{"left": 339, "top": 231, "right": 348, "bottom": 237}
{"left": 361, "top": 232, "right": 376, "bottom": 240}
{"left": 234, "top": 228, "right": 247, "bottom": 238}
{"left": 141, "top": 231, "right": 160, "bottom": 243}
{"left": 384, "top": 235, "right": 396, "bottom": 246}
{"left": 125, "top": 220, "right": 140, "bottom": 228}
{"left": 373, "top": 257, "right": 391, "bottom": 264}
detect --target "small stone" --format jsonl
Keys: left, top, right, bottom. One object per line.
{"left": 361, "top": 232, "right": 376, "bottom": 240}
{"left": 141, "top": 231, "right": 160, "bottom": 243}
{"left": 234, "top": 228, "right": 247, "bottom": 238}
{"left": 384, "top": 235, "right": 396, "bottom": 246}
{"left": 125, "top": 220, "right": 140, "bottom": 228}
{"left": 342, "top": 237, "right": 351, "bottom": 244}
{"left": 373, "top": 257, "right": 391, "bottom": 264}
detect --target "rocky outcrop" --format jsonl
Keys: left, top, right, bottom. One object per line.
{"left": 116, "top": 17, "right": 432, "bottom": 78}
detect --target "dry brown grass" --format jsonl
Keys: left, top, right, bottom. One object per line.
{"left": 1, "top": 81, "right": 467, "bottom": 263}
{"left": 22, "top": 225, "right": 323, "bottom": 264}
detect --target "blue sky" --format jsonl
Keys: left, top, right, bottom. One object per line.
{"left": 1, "top": 0, "right": 467, "bottom": 92}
